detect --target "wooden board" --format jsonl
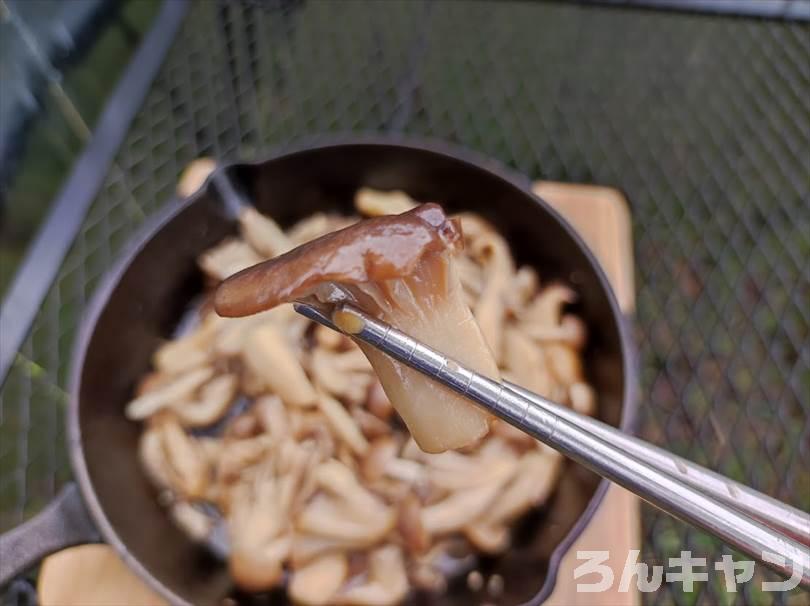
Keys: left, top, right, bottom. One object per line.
{"left": 535, "top": 181, "right": 640, "bottom": 606}
{"left": 38, "top": 181, "right": 639, "bottom": 606}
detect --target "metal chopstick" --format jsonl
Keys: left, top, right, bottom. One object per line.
{"left": 294, "top": 302, "right": 810, "bottom": 586}
{"left": 503, "top": 381, "right": 810, "bottom": 546}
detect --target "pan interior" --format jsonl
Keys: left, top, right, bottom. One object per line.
{"left": 75, "top": 142, "right": 628, "bottom": 605}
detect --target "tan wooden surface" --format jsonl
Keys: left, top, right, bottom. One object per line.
{"left": 536, "top": 181, "right": 641, "bottom": 606}
{"left": 38, "top": 181, "right": 639, "bottom": 605}
{"left": 38, "top": 544, "right": 165, "bottom": 606}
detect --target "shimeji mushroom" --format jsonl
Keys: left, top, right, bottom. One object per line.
{"left": 172, "top": 374, "right": 238, "bottom": 428}
{"left": 151, "top": 313, "right": 221, "bottom": 374}
{"left": 469, "top": 225, "right": 514, "bottom": 362}
{"left": 569, "top": 381, "right": 597, "bottom": 416}
{"left": 243, "top": 323, "right": 317, "bottom": 407}
{"left": 503, "top": 327, "right": 552, "bottom": 398}
{"left": 214, "top": 204, "right": 500, "bottom": 453}
{"left": 397, "top": 492, "right": 430, "bottom": 555}
{"left": 213, "top": 306, "right": 295, "bottom": 356}
{"left": 138, "top": 425, "right": 172, "bottom": 490}
{"left": 420, "top": 461, "right": 515, "bottom": 536}
{"left": 316, "top": 391, "right": 370, "bottom": 456}
{"left": 291, "top": 533, "right": 369, "bottom": 568}
{"left": 287, "top": 213, "right": 357, "bottom": 246}
{"left": 334, "top": 545, "right": 409, "bottom": 606}
{"left": 176, "top": 157, "right": 215, "bottom": 197}
{"left": 253, "top": 394, "right": 290, "bottom": 440}
{"left": 463, "top": 449, "right": 562, "bottom": 552}
{"left": 521, "top": 283, "right": 577, "bottom": 328}
{"left": 310, "top": 348, "right": 373, "bottom": 405}
{"left": 199, "top": 239, "right": 263, "bottom": 281}
{"left": 154, "top": 416, "right": 210, "bottom": 499}
{"left": 351, "top": 407, "right": 391, "bottom": 440}
{"left": 354, "top": 187, "right": 418, "bottom": 217}
{"left": 228, "top": 449, "right": 305, "bottom": 591}
{"left": 238, "top": 207, "right": 293, "bottom": 258}
{"left": 169, "top": 501, "right": 213, "bottom": 543}
{"left": 295, "top": 460, "right": 395, "bottom": 546}
{"left": 125, "top": 366, "right": 214, "bottom": 420}
{"left": 215, "top": 434, "right": 274, "bottom": 484}
{"left": 505, "top": 266, "right": 539, "bottom": 315}
{"left": 289, "top": 551, "right": 349, "bottom": 606}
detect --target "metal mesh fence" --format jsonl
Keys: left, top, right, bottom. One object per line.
{"left": 1, "top": 1, "right": 807, "bottom": 604}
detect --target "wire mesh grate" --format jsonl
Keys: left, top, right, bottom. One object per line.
{"left": 1, "top": 2, "right": 807, "bottom": 604}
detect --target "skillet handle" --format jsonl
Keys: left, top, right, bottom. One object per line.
{"left": 0, "top": 483, "right": 100, "bottom": 588}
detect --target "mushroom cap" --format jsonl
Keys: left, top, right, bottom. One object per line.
{"left": 214, "top": 203, "right": 461, "bottom": 317}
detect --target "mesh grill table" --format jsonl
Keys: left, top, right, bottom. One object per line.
{"left": 1, "top": 2, "right": 808, "bottom": 604}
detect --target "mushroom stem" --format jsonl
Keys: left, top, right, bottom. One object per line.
{"left": 243, "top": 323, "right": 317, "bottom": 407}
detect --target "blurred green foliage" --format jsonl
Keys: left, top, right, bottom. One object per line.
{"left": 0, "top": 0, "right": 160, "bottom": 297}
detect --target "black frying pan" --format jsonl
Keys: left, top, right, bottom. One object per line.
{"left": 0, "top": 137, "right": 636, "bottom": 605}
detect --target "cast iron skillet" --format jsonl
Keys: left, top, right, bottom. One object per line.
{"left": 0, "top": 136, "right": 636, "bottom": 605}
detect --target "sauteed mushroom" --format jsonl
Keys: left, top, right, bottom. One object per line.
{"left": 335, "top": 545, "right": 409, "bottom": 606}
{"left": 215, "top": 204, "right": 499, "bottom": 453}
{"left": 126, "top": 186, "right": 599, "bottom": 602}
{"left": 290, "top": 551, "right": 349, "bottom": 605}
{"left": 243, "top": 323, "right": 317, "bottom": 407}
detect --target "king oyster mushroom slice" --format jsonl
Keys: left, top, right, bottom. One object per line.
{"left": 125, "top": 366, "right": 214, "bottom": 420}
{"left": 354, "top": 187, "right": 418, "bottom": 217}
{"left": 214, "top": 203, "right": 499, "bottom": 453}
{"left": 290, "top": 551, "right": 349, "bottom": 606}
{"left": 335, "top": 545, "right": 409, "bottom": 606}
{"left": 238, "top": 207, "right": 293, "bottom": 258}
{"left": 242, "top": 322, "right": 317, "bottom": 407}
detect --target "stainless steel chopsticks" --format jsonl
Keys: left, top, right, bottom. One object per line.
{"left": 294, "top": 301, "right": 810, "bottom": 587}
{"left": 503, "top": 381, "right": 810, "bottom": 546}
